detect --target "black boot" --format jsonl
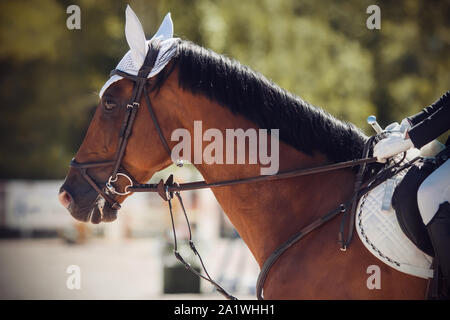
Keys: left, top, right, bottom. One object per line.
{"left": 427, "top": 201, "right": 450, "bottom": 297}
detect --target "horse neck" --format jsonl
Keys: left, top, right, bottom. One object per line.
{"left": 156, "top": 76, "right": 357, "bottom": 267}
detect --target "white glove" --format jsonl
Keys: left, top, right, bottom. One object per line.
{"left": 373, "top": 132, "right": 414, "bottom": 163}
{"left": 384, "top": 118, "right": 411, "bottom": 133}
{"left": 384, "top": 122, "right": 400, "bottom": 132}
{"left": 400, "top": 118, "right": 412, "bottom": 133}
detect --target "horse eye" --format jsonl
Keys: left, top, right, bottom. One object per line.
{"left": 104, "top": 100, "right": 117, "bottom": 111}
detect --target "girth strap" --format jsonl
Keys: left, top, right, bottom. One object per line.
{"left": 338, "top": 135, "right": 376, "bottom": 250}
{"left": 256, "top": 203, "right": 349, "bottom": 300}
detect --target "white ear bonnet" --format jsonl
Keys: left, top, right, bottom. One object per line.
{"left": 99, "top": 6, "right": 178, "bottom": 98}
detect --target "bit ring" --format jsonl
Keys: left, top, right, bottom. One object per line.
{"left": 106, "top": 173, "right": 133, "bottom": 195}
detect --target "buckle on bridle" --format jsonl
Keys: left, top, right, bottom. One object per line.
{"left": 127, "top": 102, "right": 140, "bottom": 109}
{"left": 165, "top": 185, "right": 173, "bottom": 201}
{"left": 106, "top": 173, "right": 133, "bottom": 195}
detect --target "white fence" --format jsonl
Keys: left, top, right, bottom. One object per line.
{"left": 1, "top": 180, "right": 71, "bottom": 229}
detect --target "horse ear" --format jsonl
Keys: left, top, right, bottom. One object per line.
{"left": 125, "top": 5, "right": 148, "bottom": 68}
{"left": 151, "top": 13, "right": 173, "bottom": 41}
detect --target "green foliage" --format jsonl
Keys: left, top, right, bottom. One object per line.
{"left": 0, "top": 0, "right": 449, "bottom": 179}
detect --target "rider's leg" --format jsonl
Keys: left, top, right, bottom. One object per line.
{"left": 417, "top": 159, "right": 450, "bottom": 287}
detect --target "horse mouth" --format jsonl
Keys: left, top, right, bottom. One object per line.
{"left": 63, "top": 194, "right": 118, "bottom": 224}
{"left": 91, "top": 196, "right": 119, "bottom": 224}
{"left": 59, "top": 177, "right": 120, "bottom": 224}
{"left": 85, "top": 200, "right": 118, "bottom": 224}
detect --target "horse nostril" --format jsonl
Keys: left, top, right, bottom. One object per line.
{"left": 58, "top": 190, "right": 73, "bottom": 209}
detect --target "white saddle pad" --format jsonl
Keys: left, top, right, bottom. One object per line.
{"left": 356, "top": 149, "right": 433, "bottom": 279}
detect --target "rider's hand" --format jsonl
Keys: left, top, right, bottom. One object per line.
{"left": 373, "top": 131, "right": 414, "bottom": 163}
{"left": 384, "top": 118, "right": 411, "bottom": 133}
{"left": 384, "top": 122, "right": 400, "bottom": 132}
{"left": 400, "top": 118, "right": 412, "bottom": 133}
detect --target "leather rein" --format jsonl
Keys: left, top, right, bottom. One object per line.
{"left": 69, "top": 42, "right": 409, "bottom": 300}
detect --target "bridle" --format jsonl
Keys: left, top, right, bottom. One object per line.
{"left": 70, "top": 41, "right": 171, "bottom": 211}
{"left": 69, "top": 41, "right": 420, "bottom": 300}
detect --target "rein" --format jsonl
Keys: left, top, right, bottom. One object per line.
{"left": 69, "top": 43, "right": 416, "bottom": 300}
{"left": 128, "top": 157, "right": 378, "bottom": 195}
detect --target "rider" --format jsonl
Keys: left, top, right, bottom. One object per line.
{"left": 374, "top": 91, "right": 450, "bottom": 289}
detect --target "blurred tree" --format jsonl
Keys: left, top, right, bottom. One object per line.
{"left": 0, "top": 0, "right": 448, "bottom": 179}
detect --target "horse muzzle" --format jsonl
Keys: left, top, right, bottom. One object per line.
{"left": 58, "top": 169, "right": 119, "bottom": 224}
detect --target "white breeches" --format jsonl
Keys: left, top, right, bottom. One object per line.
{"left": 417, "top": 159, "right": 450, "bottom": 225}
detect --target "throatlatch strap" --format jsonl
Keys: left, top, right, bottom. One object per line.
{"left": 143, "top": 86, "right": 172, "bottom": 157}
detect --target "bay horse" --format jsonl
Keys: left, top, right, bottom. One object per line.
{"left": 58, "top": 39, "right": 428, "bottom": 299}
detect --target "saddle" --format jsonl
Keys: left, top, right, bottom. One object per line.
{"left": 356, "top": 141, "right": 448, "bottom": 281}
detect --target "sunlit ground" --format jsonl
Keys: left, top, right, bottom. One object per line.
{"left": 0, "top": 238, "right": 257, "bottom": 300}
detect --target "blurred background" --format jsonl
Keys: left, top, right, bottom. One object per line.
{"left": 0, "top": 0, "right": 449, "bottom": 299}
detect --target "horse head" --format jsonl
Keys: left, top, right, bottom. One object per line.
{"left": 58, "top": 6, "right": 177, "bottom": 223}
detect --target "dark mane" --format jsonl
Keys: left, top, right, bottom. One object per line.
{"left": 157, "top": 40, "right": 367, "bottom": 163}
